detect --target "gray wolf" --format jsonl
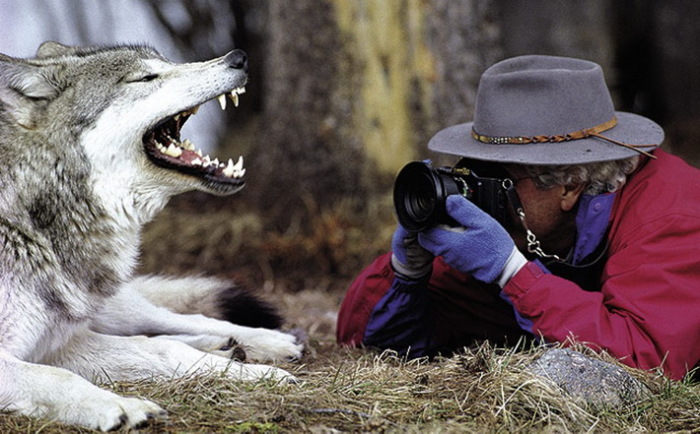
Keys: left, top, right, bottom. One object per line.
{"left": 0, "top": 42, "right": 303, "bottom": 431}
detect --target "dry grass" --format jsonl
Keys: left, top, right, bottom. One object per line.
{"left": 1, "top": 286, "right": 699, "bottom": 433}
{"left": 2, "top": 197, "right": 699, "bottom": 433}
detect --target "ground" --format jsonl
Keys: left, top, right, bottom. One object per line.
{"left": 1, "top": 194, "right": 698, "bottom": 432}
{"left": 1, "top": 284, "right": 699, "bottom": 433}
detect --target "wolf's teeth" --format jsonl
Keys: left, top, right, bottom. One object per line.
{"left": 196, "top": 149, "right": 203, "bottom": 157}
{"left": 191, "top": 105, "right": 200, "bottom": 115}
{"left": 192, "top": 158, "right": 203, "bottom": 166}
{"left": 212, "top": 158, "right": 220, "bottom": 167}
{"left": 164, "top": 144, "right": 182, "bottom": 157}
{"left": 233, "top": 156, "right": 244, "bottom": 171}
{"left": 217, "top": 94, "right": 227, "bottom": 110}
{"left": 220, "top": 156, "right": 246, "bottom": 178}
{"left": 229, "top": 92, "right": 239, "bottom": 107}
{"left": 223, "top": 158, "right": 235, "bottom": 177}
{"left": 182, "top": 139, "right": 195, "bottom": 151}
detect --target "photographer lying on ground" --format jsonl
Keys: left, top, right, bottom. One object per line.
{"left": 337, "top": 55, "right": 700, "bottom": 380}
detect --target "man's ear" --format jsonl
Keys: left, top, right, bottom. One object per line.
{"left": 0, "top": 56, "right": 59, "bottom": 128}
{"left": 561, "top": 183, "right": 586, "bottom": 212}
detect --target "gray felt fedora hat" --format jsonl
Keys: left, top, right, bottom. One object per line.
{"left": 428, "top": 55, "right": 664, "bottom": 165}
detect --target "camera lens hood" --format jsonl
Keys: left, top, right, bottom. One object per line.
{"left": 393, "top": 161, "right": 460, "bottom": 232}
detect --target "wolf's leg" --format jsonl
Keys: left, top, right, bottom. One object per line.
{"left": 127, "top": 275, "right": 283, "bottom": 328}
{"left": 0, "top": 352, "right": 166, "bottom": 431}
{"left": 0, "top": 270, "right": 164, "bottom": 431}
{"left": 43, "top": 327, "right": 294, "bottom": 383}
{"left": 92, "top": 281, "right": 303, "bottom": 362}
{"left": 149, "top": 334, "right": 246, "bottom": 359}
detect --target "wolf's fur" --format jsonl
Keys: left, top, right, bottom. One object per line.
{"left": 0, "top": 42, "right": 303, "bottom": 431}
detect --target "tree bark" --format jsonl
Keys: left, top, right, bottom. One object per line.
{"left": 247, "top": 0, "right": 506, "bottom": 229}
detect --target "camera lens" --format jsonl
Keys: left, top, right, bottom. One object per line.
{"left": 403, "top": 172, "right": 436, "bottom": 222}
{"left": 394, "top": 162, "right": 455, "bottom": 232}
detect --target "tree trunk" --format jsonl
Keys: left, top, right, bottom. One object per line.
{"left": 247, "top": 0, "right": 504, "bottom": 230}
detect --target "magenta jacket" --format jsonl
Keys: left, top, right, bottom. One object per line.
{"left": 337, "top": 149, "right": 700, "bottom": 380}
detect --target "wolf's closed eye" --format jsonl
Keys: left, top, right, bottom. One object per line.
{"left": 124, "top": 73, "right": 159, "bottom": 83}
{"left": 134, "top": 74, "right": 159, "bottom": 83}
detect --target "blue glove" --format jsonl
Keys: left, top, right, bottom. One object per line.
{"left": 391, "top": 224, "right": 434, "bottom": 280}
{"left": 418, "top": 195, "right": 518, "bottom": 284}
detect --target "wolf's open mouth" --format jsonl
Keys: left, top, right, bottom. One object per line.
{"left": 143, "top": 87, "right": 246, "bottom": 185}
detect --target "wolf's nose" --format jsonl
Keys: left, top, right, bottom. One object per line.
{"left": 225, "top": 49, "right": 248, "bottom": 72}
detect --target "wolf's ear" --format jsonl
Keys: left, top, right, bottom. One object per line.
{"left": 0, "top": 56, "right": 60, "bottom": 128}
{"left": 37, "top": 41, "right": 74, "bottom": 58}
{"left": 0, "top": 60, "right": 59, "bottom": 100}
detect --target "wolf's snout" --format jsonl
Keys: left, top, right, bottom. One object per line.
{"left": 225, "top": 49, "right": 248, "bottom": 72}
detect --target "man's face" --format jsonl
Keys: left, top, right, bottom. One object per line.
{"left": 501, "top": 165, "right": 581, "bottom": 259}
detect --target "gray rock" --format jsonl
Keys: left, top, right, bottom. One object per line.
{"left": 527, "top": 348, "right": 649, "bottom": 408}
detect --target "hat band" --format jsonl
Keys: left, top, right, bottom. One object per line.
{"left": 471, "top": 117, "right": 657, "bottom": 159}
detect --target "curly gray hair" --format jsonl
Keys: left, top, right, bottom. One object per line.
{"left": 515, "top": 156, "right": 641, "bottom": 195}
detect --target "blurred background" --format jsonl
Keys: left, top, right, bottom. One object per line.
{"left": 2, "top": 0, "right": 699, "bottom": 293}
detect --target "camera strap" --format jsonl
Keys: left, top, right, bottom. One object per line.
{"left": 503, "top": 181, "right": 564, "bottom": 262}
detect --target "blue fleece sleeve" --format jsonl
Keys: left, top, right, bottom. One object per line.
{"left": 363, "top": 276, "right": 435, "bottom": 357}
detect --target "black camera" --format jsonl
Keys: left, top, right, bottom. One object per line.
{"left": 393, "top": 158, "right": 511, "bottom": 232}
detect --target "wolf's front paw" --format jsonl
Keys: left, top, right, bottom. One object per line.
{"left": 88, "top": 395, "right": 166, "bottom": 432}
{"left": 225, "top": 361, "right": 297, "bottom": 383}
{"left": 234, "top": 328, "right": 304, "bottom": 363}
{"left": 162, "top": 335, "right": 249, "bottom": 360}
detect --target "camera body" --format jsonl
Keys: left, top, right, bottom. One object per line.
{"left": 393, "top": 159, "right": 511, "bottom": 232}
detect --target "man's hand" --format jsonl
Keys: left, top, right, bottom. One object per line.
{"left": 418, "top": 195, "right": 526, "bottom": 285}
{"left": 391, "top": 224, "right": 434, "bottom": 280}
